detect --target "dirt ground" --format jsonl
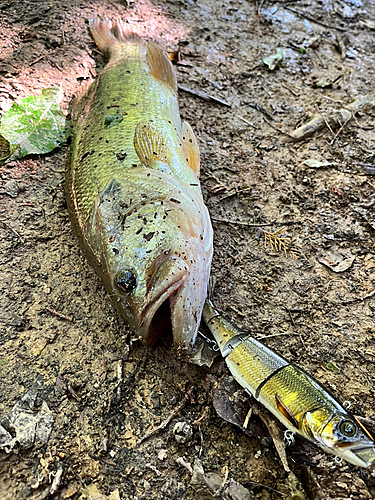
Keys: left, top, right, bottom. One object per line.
{"left": 1, "top": 0, "right": 375, "bottom": 499}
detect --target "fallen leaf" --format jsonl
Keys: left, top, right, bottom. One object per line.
{"left": 0, "top": 86, "right": 71, "bottom": 163}
{"left": 317, "top": 247, "right": 355, "bottom": 272}
{"left": 303, "top": 159, "right": 336, "bottom": 169}
{"left": 263, "top": 49, "right": 283, "bottom": 70}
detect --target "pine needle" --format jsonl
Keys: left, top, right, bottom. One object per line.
{"left": 262, "top": 227, "right": 299, "bottom": 259}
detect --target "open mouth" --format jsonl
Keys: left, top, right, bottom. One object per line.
{"left": 139, "top": 257, "right": 189, "bottom": 344}
{"left": 148, "top": 298, "right": 173, "bottom": 344}
{"left": 350, "top": 445, "right": 375, "bottom": 467}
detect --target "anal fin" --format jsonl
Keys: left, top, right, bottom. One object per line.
{"left": 275, "top": 393, "right": 299, "bottom": 429}
{"left": 181, "top": 121, "right": 200, "bottom": 177}
{"left": 134, "top": 122, "right": 172, "bottom": 169}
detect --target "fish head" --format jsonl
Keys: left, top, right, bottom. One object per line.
{"left": 89, "top": 171, "right": 213, "bottom": 351}
{"left": 303, "top": 407, "right": 375, "bottom": 467}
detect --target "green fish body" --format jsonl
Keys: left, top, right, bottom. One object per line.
{"left": 203, "top": 298, "right": 375, "bottom": 467}
{"left": 67, "top": 19, "right": 213, "bottom": 349}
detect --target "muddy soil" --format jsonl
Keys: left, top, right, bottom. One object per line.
{"left": 1, "top": 0, "right": 375, "bottom": 499}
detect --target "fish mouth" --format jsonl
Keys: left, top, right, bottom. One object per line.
{"left": 346, "top": 444, "right": 375, "bottom": 468}
{"left": 139, "top": 257, "right": 189, "bottom": 344}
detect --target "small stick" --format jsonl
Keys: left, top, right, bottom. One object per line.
{"left": 213, "top": 466, "right": 229, "bottom": 497}
{"left": 192, "top": 413, "right": 206, "bottom": 425}
{"left": 281, "top": 82, "right": 299, "bottom": 97}
{"left": 1, "top": 221, "right": 24, "bottom": 243}
{"left": 178, "top": 85, "right": 231, "bottom": 107}
{"left": 137, "top": 389, "right": 192, "bottom": 445}
{"left": 317, "top": 106, "right": 335, "bottom": 136}
{"left": 243, "top": 407, "right": 253, "bottom": 429}
{"left": 284, "top": 6, "right": 347, "bottom": 31}
{"left": 212, "top": 217, "right": 299, "bottom": 227}
{"left": 340, "top": 290, "right": 375, "bottom": 305}
{"left": 330, "top": 114, "right": 352, "bottom": 145}
{"left": 44, "top": 307, "right": 73, "bottom": 323}
{"left": 237, "top": 115, "right": 255, "bottom": 128}
{"left": 253, "top": 404, "right": 291, "bottom": 473}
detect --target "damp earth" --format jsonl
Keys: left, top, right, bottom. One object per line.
{"left": 0, "top": 0, "right": 375, "bottom": 499}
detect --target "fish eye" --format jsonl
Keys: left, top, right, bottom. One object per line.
{"left": 115, "top": 270, "right": 137, "bottom": 293}
{"left": 339, "top": 420, "right": 356, "bottom": 437}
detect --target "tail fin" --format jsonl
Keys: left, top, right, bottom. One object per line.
{"left": 89, "top": 18, "right": 142, "bottom": 56}
{"left": 88, "top": 18, "right": 177, "bottom": 93}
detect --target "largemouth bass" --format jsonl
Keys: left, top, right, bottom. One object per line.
{"left": 66, "top": 19, "right": 213, "bottom": 350}
{"left": 203, "top": 298, "right": 375, "bottom": 467}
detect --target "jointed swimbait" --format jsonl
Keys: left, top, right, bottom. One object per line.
{"left": 203, "top": 298, "right": 375, "bottom": 467}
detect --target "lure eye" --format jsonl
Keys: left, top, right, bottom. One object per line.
{"left": 339, "top": 420, "right": 356, "bottom": 437}
{"left": 115, "top": 270, "right": 137, "bottom": 293}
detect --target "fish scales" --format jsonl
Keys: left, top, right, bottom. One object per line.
{"left": 70, "top": 46, "right": 187, "bottom": 219}
{"left": 67, "top": 19, "right": 213, "bottom": 350}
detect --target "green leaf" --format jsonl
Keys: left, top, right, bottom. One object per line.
{"left": 263, "top": 50, "right": 283, "bottom": 70}
{"left": 0, "top": 86, "right": 71, "bottom": 161}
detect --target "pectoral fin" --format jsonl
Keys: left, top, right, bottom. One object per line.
{"left": 181, "top": 121, "right": 200, "bottom": 177}
{"left": 275, "top": 394, "right": 299, "bottom": 429}
{"left": 134, "top": 122, "right": 172, "bottom": 168}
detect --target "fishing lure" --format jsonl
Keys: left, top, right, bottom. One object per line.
{"left": 203, "top": 298, "right": 375, "bottom": 467}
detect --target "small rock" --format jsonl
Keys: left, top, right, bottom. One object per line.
{"left": 1, "top": 179, "right": 20, "bottom": 198}
{"left": 173, "top": 422, "right": 193, "bottom": 443}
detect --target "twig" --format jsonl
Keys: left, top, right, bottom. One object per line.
{"left": 237, "top": 115, "right": 255, "bottom": 128}
{"left": 245, "top": 480, "right": 287, "bottom": 497}
{"left": 330, "top": 114, "right": 352, "bottom": 145}
{"left": 340, "top": 290, "right": 375, "bottom": 305}
{"left": 281, "top": 82, "right": 299, "bottom": 97}
{"left": 243, "top": 407, "right": 253, "bottom": 429}
{"left": 317, "top": 106, "right": 335, "bottom": 137}
{"left": 365, "top": 167, "right": 375, "bottom": 175}
{"left": 253, "top": 404, "right": 291, "bottom": 473}
{"left": 285, "top": 95, "right": 375, "bottom": 143}
{"left": 44, "top": 307, "right": 73, "bottom": 323}
{"left": 178, "top": 85, "right": 231, "bottom": 107}
{"left": 214, "top": 466, "right": 229, "bottom": 497}
{"left": 137, "top": 389, "right": 192, "bottom": 445}
{"left": 211, "top": 217, "right": 300, "bottom": 227}
{"left": 284, "top": 6, "right": 347, "bottom": 31}
{"left": 1, "top": 221, "right": 24, "bottom": 243}
{"left": 263, "top": 117, "right": 294, "bottom": 139}
{"left": 258, "top": 0, "right": 266, "bottom": 17}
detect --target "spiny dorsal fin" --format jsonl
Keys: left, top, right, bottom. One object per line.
{"left": 275, "top": 394, "right": 299, "bottom": 429}
{"left": 181, "top": 121, "right": 200, "bottom": 177}
{"left": 134, "top": 122, "right": 172, "bottom": 168}
{"left": 146, "top": 43, "right": 177, "bottom": 93}
{"left": 89, "top": 18, "right": 143, "bottom": 56}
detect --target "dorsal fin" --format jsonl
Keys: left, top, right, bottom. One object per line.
{"left": 134, "top": 122, "right": 172, "bottom": 168}
{"left": 181, "top": 121, "right": 200, "bottom": 177}
{"left": 146, "top": 43, "right": 177, "bottom": 93}
{"left": 275, "top": 394, "right": 299, "bottom": 429}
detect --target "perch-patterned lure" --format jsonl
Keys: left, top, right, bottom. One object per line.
{"left": 203, "top": 298, "right": 375, "bottom": 467}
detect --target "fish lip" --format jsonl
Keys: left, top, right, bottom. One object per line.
{"left": 138, "top": 259, "right": 189, "bottom": 341}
